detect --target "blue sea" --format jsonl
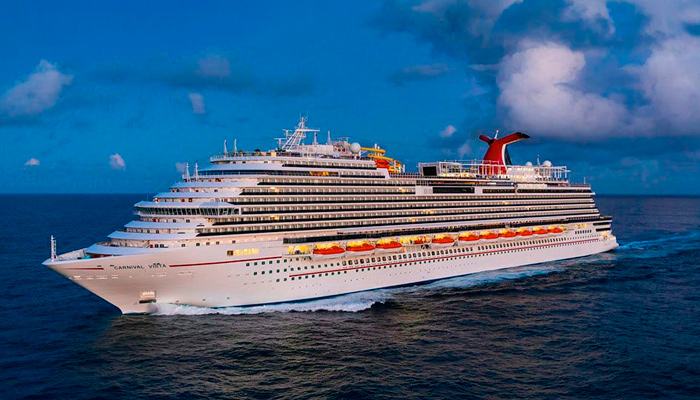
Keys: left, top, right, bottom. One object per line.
{"left": 1, "top": 195, "right": 699, "bottom": 399}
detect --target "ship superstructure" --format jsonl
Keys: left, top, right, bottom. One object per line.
{"left": 44, "top": 117, "right": 617, "bottom": 313}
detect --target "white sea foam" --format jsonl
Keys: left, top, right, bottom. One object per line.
{"left": 152, "top": 290, "right": 393, "bottom": 316}
{"left": 151, "top": 265, "right": 563, "bottom": 316}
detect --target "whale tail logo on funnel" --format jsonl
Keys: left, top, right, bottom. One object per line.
{"left": 478, "top": 132, "right": 530, "bottom": 175}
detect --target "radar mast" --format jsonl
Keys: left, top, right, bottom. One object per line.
{"left": 279, "top": 116, "right": 320, "bottom": 151}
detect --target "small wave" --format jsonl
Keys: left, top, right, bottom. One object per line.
{"left": 151, "top": 290, "right": 392, "bottom": 316}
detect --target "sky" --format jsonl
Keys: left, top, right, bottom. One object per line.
{"left": 2, "top": 0, "right": 700, "bottom": 194}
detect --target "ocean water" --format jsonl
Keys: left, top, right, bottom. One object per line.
{"left": 1, "top": 194, "right": 699, "bottom": 399}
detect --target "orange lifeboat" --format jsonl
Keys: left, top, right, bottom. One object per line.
{"left": 518, "top": 229, "right": 533, "bottom": 237}
{"left": 549, "top": 226, "right": 564, "bottom": 234}
{"left": 413, "top": 237, "right": 429, "bottom": 245}
{"left": 346, "top": 242, "right": 375, "bottom": 255}
{"left": 534, "top": 228, "right": 549, "bottom": 235}
{"left": 458, "top": 233, "right": 480, "bottom": 245}
{"left": 432, "top": 236, "right": 456, "bottom": 247}
{"left": 376, "top": 240, "right": 403, "bottom": 253}
{"left": 312, "top": 245, "right": 345, "bottom": 260}
{"left": 499, "top": 230, "right": 517, "bottom": 239}
{"left": 480, "top": 231, "right": 499, "bottom": 240}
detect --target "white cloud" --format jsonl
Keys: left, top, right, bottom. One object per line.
{"left": 413, "top": 0, "right": 523, "bottom": 37}
{"left": 196, "top": 54, "right": 231, "bottom": 79}
{"left": 497, "top": 42, "right": 642, "bottom": 138}
{"left": 389, "top": 63, "right": 453, "bottom": 85}
{"left": 439, "top": 125, "right": 457, "bottom": 138}
{"left": 402, "top": 63, "right": 452, "bottom": 77}
{"left": 175, "top": 162, "right": 188, "bottom": 173}
{"left": 24, "top": 158, "right": 40, "bottom": 166}
{"left": 0, "top": 60, "right": 73, "bottom": 118}
{"left": 564, "top": 0, "right": 612, "bottom": 32}
{"left": 189, "top": 93, "right": 205, "bottom": 114}
{"left": 109, "top": 153, "right": 126, "bottom": 170}
{"left": 627, "top": 0, "right": 700, "bottom": 37}
{"left": 635, "top": 35, "right": 700, "bottom": 134}
{"left": 457, "top": 142, "right": 471, "bottom": 159}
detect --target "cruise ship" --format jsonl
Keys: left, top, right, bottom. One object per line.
{"left": 44, "top": 117, "right": 618, "bottom": 313}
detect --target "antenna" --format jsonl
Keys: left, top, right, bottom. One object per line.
{"left": 234, "top": 139, "right": 238, "bottom": 153}
{"left": 494, "top": 129, "right": 500, "bottom": 139}
{"left": 185, "top": 162, "right": 190, "bottom": 180}
{"left": 194, "top": 163, "right": 199, "bottom": 180}
{"left": 327, "top": 130, "right": 331, "bottom": 145}
{"left": 279, "top": 116, "right": 319, "bottom": 151}
{"left": 223, "top": 140, "right": 227, "bottom": 153}
{"left": 50, "top": 235, "right": 57, "bottom": 261}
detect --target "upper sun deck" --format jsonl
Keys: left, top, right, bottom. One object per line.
{"left": 209, "top": 150, "right": 376, "bottom": 164}
{"left": 414, "top": 160, "right": 570, "bottom": 183}
{"left": 210, "top": 116, "right": 369, "bottom": 163}
{"left": 207, "top": 116, "right": 405, "bottom": 173}
{"left": 188, "top": 117, "right": 572, "bottom": 185}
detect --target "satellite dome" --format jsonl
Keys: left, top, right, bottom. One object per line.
{"left": 542, "top": 160, "right": 552, "bottom": 167}
{"left": 349, "top": 142, "right": 361, "bottom": 154}
{"left": 525, "top": 161, "right": 533, "bottom": 166}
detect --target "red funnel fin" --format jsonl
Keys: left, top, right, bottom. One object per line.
{"left": 479, "top": 134, "right": 494, "bottom": 145}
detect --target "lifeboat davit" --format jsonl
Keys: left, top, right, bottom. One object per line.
{"left": 480, "top": 231, "right": 499, "bottom": 240}
{"left": 549, "top": 226, "right": 564, "bottom": 234}
{"left": 499, "top": 230, "right": 517, "bottom": 239}
{"left": 432, "top": 236, "right": 456, "bottom": 247}
{"left": 312, "top": 245, "right": 345, "bottom": 260}
{"left": 346, "top": 243, "right": 375, "bottom": 255}
{"left": 534, "top": 228, "right": 549, "bottom": 235}
{"left": 376, "top": 240, "right": 403, "bottom": 253}
{"left": 518, "top": 229, "right": 533, "bottom": 237}
{"left": 458, "top": 233, "right": 480, "bottom": 245}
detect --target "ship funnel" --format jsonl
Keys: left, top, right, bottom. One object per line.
{"left": 480, "top": 132, "right": 529, "bottom": 165}
{"left": 479, "top": 131, "right": 530, "bottom": 174}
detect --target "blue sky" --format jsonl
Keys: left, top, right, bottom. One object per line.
{"left": 2, "top": 0, "right": 700, "bottom": 194}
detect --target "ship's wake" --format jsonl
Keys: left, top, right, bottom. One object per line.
{"left": 615, "top": 229, "right": 700, "bottom": 259}
{"left": 421, "top": 264, "right": 565, "bottom": 291}
{"left": 151, "top": 265, "right": 564, "bottom": 316}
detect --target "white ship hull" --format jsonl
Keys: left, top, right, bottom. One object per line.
{"left": 45, "top": 230, "right": 617, "bottom": 314}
